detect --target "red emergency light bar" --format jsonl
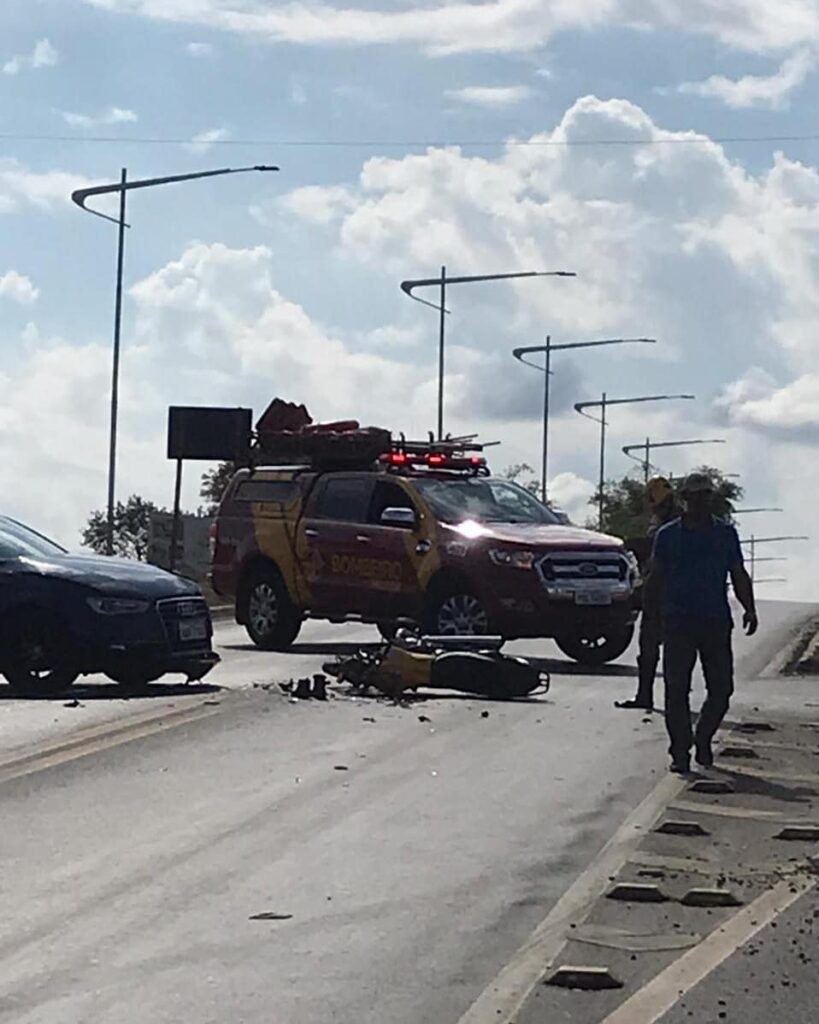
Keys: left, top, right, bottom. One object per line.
{"left": 379, "top": 450, "right": 487, "bottom": 472}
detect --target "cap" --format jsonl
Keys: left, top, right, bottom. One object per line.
{"left": 680, "top": 472, "right": 715, "bottom": 495}
{"left": 646, "top": 476, "right": 673, "bottom": 508}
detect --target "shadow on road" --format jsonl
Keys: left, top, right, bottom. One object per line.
{"left": 220, "top": 641, "right": 371, "bottom": 657}
{"left": 524, "top": 656, "right": 637, "bottom": 678}
{"left": 0, "top": 681, "right": 222, "bottom": 702}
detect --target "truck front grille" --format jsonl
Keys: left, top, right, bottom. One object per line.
{"left": 536, "top": 551, "right": 627, "bottom": 585}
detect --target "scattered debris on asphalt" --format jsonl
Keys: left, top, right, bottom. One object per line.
{"left": 249, "top": 912, "right": 293, "bottom": 921}
{"left": 333, "top": 765, "right": 349, "bottom": 771}
{"left": 63, "top": 699, "right": 82, "bottom": 708}
{"left": 546, "top": 965, "right": 623, "bottom": 991}
{"left": 481, "top": 710, "right": 490, "bottom": 718}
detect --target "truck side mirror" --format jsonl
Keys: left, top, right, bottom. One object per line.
{"left": 380, "top": 507, "right": 417, "bottom": 529}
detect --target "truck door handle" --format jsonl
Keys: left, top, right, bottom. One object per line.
{"left": 304, "top": 528, "right": 319, "bottom": 539}
{"left": 356, "top": 535, "right": 371, "bottom": 544}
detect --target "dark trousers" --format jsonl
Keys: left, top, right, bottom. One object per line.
{"left": 663, "top": 620, "right": 734, "bottom": 763}
{"left": 636, "top": 609, "right": 662, "bottom": 707}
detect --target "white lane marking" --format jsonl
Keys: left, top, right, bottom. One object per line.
{"left": 599, "top": 875, "right": 817, "bottom": 1024}
{"left": 454, "top": 772, "right": 686, "bottom": 1024}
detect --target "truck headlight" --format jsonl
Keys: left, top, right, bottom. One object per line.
{"left": 489, "top": 549, "right": 536, "bottom": 570}
{"left": 87, "top": 596, "right": 151, "bottom": 615}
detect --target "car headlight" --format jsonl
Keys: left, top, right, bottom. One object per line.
{"left": 87, "top": 596, "right": 151, "bottom": 615}
{"left": 488, "top": 548, "right": 536, "bottom": 570}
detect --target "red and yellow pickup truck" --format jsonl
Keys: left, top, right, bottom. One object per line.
{"left": 210, "top": 442, "right": 641, "bottom": 665}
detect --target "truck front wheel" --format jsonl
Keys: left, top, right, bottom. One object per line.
{"left": 424, "top": 587, "right": 491, "bottom": 636}
{"left": 243, "top": 567, "right": 302, "bottom": 650}
{"left": 556, "top": 626, "right": 634, "bottom": 667}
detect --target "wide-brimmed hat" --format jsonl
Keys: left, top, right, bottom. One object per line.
{"left": 680, "top": 472, "right": 715, "bottom": 495}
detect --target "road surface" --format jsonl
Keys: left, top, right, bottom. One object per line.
{"left": 0, "top": 600, "right": 816, "bottom": 1023}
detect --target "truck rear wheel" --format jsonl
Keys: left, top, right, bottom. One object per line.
{"left": 556, "top": 626, "right": 634, "bottom": 667}
{"left": 243, "top": 567, "right": 302, "bottom": 650}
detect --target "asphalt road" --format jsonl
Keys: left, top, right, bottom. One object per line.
{"left": 0, "top": 600, "right": 816, "bottom": 1024}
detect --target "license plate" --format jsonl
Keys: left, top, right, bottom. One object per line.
{"left": 575, "top": 590, "right": 613, "bottom": 606}
{"left": 179, "top": 618, "right": 208, "bottom": 641}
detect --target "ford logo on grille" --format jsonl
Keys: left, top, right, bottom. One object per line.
{"left": 579, "top": 564, "right": 599, "bottom": 577}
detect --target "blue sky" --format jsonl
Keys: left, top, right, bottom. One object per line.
{"left": 2, "top": 0, "right": 819, "bottom": 596}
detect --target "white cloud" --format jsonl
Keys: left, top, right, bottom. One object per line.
{"left": 78, "top": 1, "right": 819, "bottom": 55}
{"left": 676, "top": 48, "right": 815, "bottom": 109}
{"left": 3, "top": 38, "right": 59, "bottom": 75}
{"left": 0, "top": 271, "right": 39, "bottom": 305}
{"left": 548, "top": 471, "right": 595, "bottom": 521}
{"left": 289, "top": 78, "right": 307, "bottom": 105}
{"left": 185, "top": 127, "right": 230, "bottom": 154}
{"left": 186, "top": 41, "right": 215, "bottom": 56}
{"left": 272, "top": 184, "right": 357, "bottom": 226}
{"left": 0, "top": 160, "right": 96, "bottom": 214}
{"left": 62, "top": 107, "right": 139, "bottom": 129}
{"left": 0, "top": 243, "right": 436, "bottom": 549}
{"left": 445, "top": 85, "right": 533, "bottom": 108}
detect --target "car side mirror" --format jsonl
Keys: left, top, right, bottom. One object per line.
{"left": 380, "top": 507, "right": 417, "bottom": 529}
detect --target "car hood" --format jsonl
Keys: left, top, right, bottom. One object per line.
{"left": 444, "top": 520, "right": 624, "bottom": 550}
{"left": 20, "top": 553, "right": 201, "bottom": 597}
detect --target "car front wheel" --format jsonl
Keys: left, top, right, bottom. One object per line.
{"left": 2, "top": 612, "right": 80, "bottom": 697}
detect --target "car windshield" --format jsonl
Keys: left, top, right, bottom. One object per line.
{"left": 0, "top": 517, "right": 67, "bottom": 559}
{"left": 413, "top": 477, "right": 561, "bottom": 525}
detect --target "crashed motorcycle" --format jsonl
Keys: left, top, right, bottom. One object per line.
{"left": 323, "top": 627, "right": 549, "bottom": 701}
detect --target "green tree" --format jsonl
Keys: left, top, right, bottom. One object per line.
{"left": 590, "top": 466, "right": 743, "bottom": 538}
{"left": 200, "top": 461, "right": 236, "bottom": 514}
{"left": 82, "top": 495, "right": 166, "bottom": 560}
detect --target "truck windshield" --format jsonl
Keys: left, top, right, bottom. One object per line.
{"left": 0, "top": 517, "right": 68, "bottom": 559}
{"left": 413, "top": 478, "right": 561, "bottom": 525}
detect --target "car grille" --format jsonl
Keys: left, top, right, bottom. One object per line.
{"left": 157, "top": 597, "right": 211, "bottom": 650}
{"left": 536, "top": 551, "right": 627, "bottom": 585}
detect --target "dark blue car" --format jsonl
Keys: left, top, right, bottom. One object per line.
{"left": 0, "top": 515, "right": 219, "bottom": 696}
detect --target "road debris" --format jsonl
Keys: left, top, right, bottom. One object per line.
{"left": 545, "top": 965, "right": 623, "bottom": 991}
{"left": 680, "top": 887, "right": 744, "bottom": 907}
{"left": 606, "top": 882, "right": 669, "bottom": 903}
{"left": 249, "top": 912, "right": 293, "bottom": 922}
{"left": 334, "top": 765, "right": 349, "bottom": 771}
{"left": 655, "top": 820, "right": 711, "bottom": 837}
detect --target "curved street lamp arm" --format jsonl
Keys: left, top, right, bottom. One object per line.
{"left": 71, "top": 164, "right": 279, "bottom": 224}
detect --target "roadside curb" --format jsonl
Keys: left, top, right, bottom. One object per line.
{"left": 210, "top": 604, "right": 234, "bottom": 622}
{"left": 776, "top": 614, "right": 819, "bottom": 675}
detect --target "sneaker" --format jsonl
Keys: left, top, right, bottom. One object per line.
{"left": 615, "top": 698, "right": 654, "bottom": 711}
{"left": 670, "top": 758, "right": 691, "bottom": 775}
{"left": 695, "top": 740, "right": 714, "bottom": 769}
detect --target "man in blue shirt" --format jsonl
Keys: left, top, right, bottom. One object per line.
{"left": 647, "top": 472, "right": 757, "bottom": 774}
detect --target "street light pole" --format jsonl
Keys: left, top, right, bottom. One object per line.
{"left": 107, "top": 167, "right": 127, "bottom": 556}
{"left": 739, "top": 534, "right": 808, "bottom": 582}
{"left": 575, "top": 393, "right": 695, "bottom": 531}
{"left": 513, "top": 336, "right": 655, "bottom": 504}
{"left": 401, "top": 268, "right": 576, "bottom": 440}
{"left": 621, "top": 438, "right": 726, "bottom": 485}
{"left": 437, "top": 266, "right": 446, "bottom": 442}
{"left": 72, "top": 163, "right": 279, "bottom": 557}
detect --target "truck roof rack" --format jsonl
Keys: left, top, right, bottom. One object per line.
{"left": 249, "top": 421, "right": 494, "bottom": 476}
